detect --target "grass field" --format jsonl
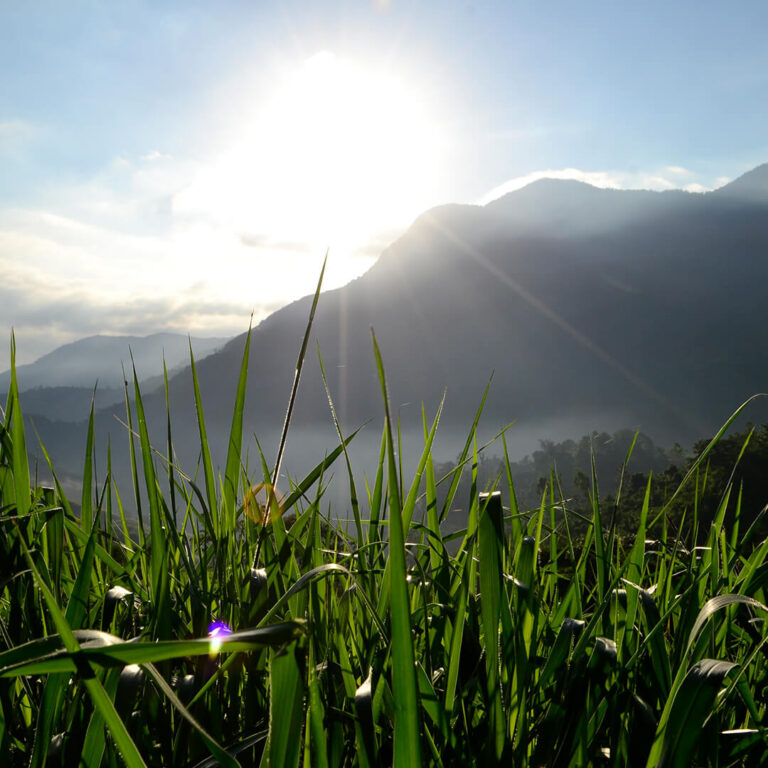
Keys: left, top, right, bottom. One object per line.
{"left": 2, "top": 275, "right": 768, "bottom": 765}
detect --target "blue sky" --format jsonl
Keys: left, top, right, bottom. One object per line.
{"left": 2, "top": 0, "right": 768, "bottom": 367}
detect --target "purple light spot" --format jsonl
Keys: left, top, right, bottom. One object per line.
{"left": 208, "top": 620, "right": 232, "bottom": 638}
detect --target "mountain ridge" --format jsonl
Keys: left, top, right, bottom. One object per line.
{"left": 22, "top": 163, "right": 768, "bottom": 496}
{"left": 0, "top": 332, "right": 230, "bottom": 391}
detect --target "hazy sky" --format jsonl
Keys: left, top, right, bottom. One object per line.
{"left": 2, "top": 0, "right": 768, "bottom": 368}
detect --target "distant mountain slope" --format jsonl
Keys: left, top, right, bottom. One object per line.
{"left": 8, "top": 385, "right": 126, "bottom": 422}
{"left": 0, "top": 333, "right": 229, "bottom": 392}
{"left": 713, "top": 163, "right": 768, "bottom": 203}
{"left": 172, "top": 164, "right": 768, "bottom": 438}
{"left": 29, "top": 164, "right": 768, "bottom": 488}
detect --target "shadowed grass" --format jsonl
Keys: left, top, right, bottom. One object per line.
{"left": 2, "top": 305, "right": 768, "bottom": 766}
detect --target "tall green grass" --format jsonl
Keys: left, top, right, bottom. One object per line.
{"left": 2, "top": 309, "right": 768, "bottom": 765}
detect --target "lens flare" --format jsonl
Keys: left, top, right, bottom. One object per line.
{"left": 208, "top": 620, "right": 232, "bottom": 655}
{"left": 244, "top": 483, "right": 285, "bottom": 524}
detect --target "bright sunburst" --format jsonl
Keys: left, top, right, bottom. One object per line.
{"left": 175, "top": 52, "right": 445, "bottom": 286}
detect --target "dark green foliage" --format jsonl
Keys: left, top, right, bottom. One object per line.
{"left": 2, "top": 329, "right": 768, "bottom": 766}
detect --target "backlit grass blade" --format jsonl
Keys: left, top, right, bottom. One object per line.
{"left": 366, "top": 426, "right": 387, "bottom": 550}
{"left": 685, "top": 593, "right": 768, "bottom": 658}
{"left": 443, "top": 549, "right": 470, "bottom": 717}
{"left": 317, "top": 343, "right": 365, "bottom": 548}
{"left": 222, "top": 323, "right": 251, "bottom": 538}
{"left": 80, "top": 392, "right": 96, "bottom": 533}
{"left": 589, "top": 445, "right": 608, "bottom": 634}
{"left": 64, "top": 514, "right": 98, "bottom": 630}
{"left": 307, "top": 641, "right": 330, "bottom": 768}
{"left": 371, "top": 329, "right": 422, "bottom": 766}
{"left": 0, "top": 623, "right": 307, "bottom": 676}
{"left": 266, "top": 643, "right": 304, "bottom": 768}
{"left": 438, "top": 375, "right": 492, "bottom": 524}
{"left": 189, "top": 341, "right": 219, "bottom": 538}
{"left": 8, "top": 333, "right": 30, "bottom": 518}
{"left": 162, "top": 357, "right": 178, "bottom": 525}
{"left": 376, "top": 396, "right": 444, "bottom": 618}
{"left": 131, "top": 360, "right": 170, "bottom": 640}
{"left": 121, "top": 362, "right": 144, "bottom": 542}
{"left": 272, "top": 251, "right": 327, "bottom": 490}
{"left": 80, "top": 666, "right": 121, "bottom": 767}
{"left": 654, "top": 393, "right": 767, "bottom": 524}
{"left": 622, "top": 474, "right": 652, "bottom": 658}
{"left": 401, "top": 393, "right": 444, "bottom": 532}
{"left": 258, "top": 564, "right": 350, "bottom": 626}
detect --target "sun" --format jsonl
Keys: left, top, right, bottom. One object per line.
{"left": 175, "top": 52, "right": 445, "bottom": 287}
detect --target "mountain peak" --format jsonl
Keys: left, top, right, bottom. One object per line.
{"left": 714, "top": 163, "right": 768, "bottom": 202}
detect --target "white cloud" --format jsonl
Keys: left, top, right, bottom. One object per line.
{"left": 478, "top": 168, "right": 623, "bottom": 204}
{"left": 0, "top": 146, "right": 383, "bottom": 369}
{"left": 665, "top": 165, "right": 693, "bottom": 177}
{"left": 141, "top": 150, "right": 171, "bottom": 162}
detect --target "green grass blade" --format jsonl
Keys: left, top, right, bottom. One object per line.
{"left": 222, "top": 323, "right": 252, "bottom": 538}
{"left": 142, "top": 662, "right": 241, "bottom": 768}
{"left": 8, "top": 333, "right": 30, "bottom": 518}
{"left": 478, "top": 490, "right": 505, "bottom": 759}
{"left": 656, "top": 659, "right": 737, "bottom": 768}
{"left": 272, "top": 251, "right": 327, "bottom": 487}
{"left": 189, "top": 340, "right": 219, "bottom": 538}
{"left": 266, "top": 644, "right": 304, "bottom": 768}
{"left": 371, "top": 329, "right": 422, "bottom": 765}
{"left": 14, "top": 526, "right": 147, "bottom": 767}
{"left": 80, "top": 392, "right": 96, "bottom": 532}
{"left": 131, "top": 360, "right": 170, "bottom": 640}
{"left": 317, "top": 342, "right": 365, "bottom": 548}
